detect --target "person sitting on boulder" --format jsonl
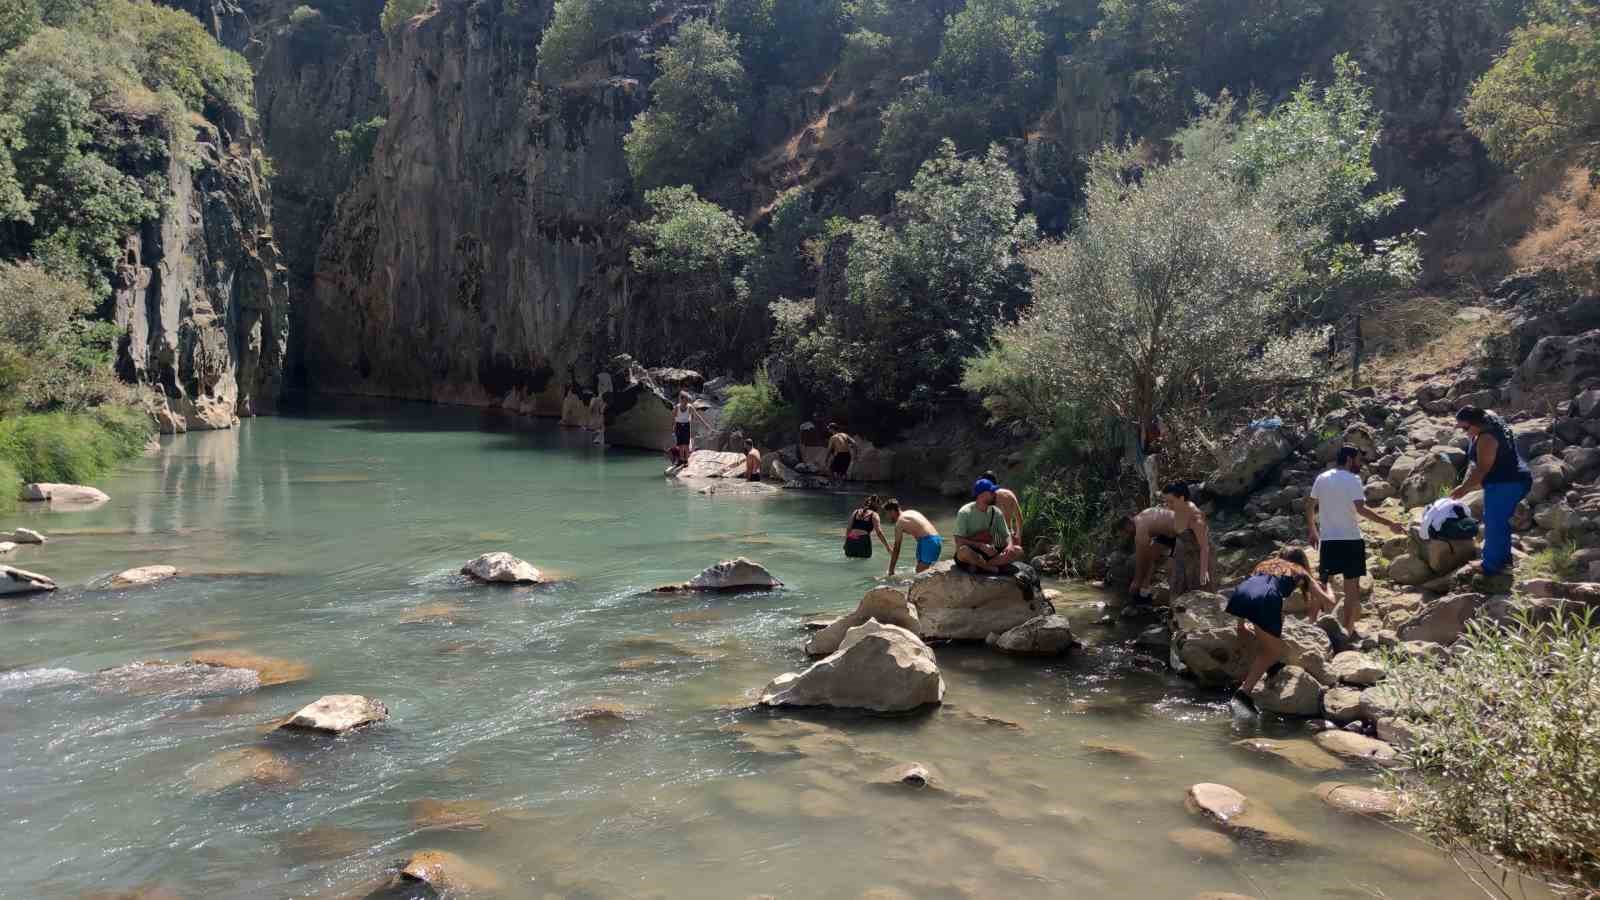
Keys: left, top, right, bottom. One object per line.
{"left": 1451, "top": 406, "right": 1532, "bottom": 581}
{"left": 825, "top": 424, "right": 856, "bottom": 485}
{"left": 979, "top": 470, "right": 1024, "bottom": 556}
{"left": 882, "top": 500, "right": 941, "bottom": 575}
{"left": 843, "top": 495, "right": 890, "bottom": 559}
{"left": 1226, "top": 548, "right": 1335, "bottom": 711}
{"left": 1307, "top": 445, "right": 1404, "bottom": 631}
{"left": 954, "top": 479, "right": 1024, "bottom": 574}
{"left": 719, "top": 439, "right": 763, "bottom": 481}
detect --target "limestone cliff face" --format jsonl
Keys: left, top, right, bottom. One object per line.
{"left": 306, "top": 0, "right": 669, "bottom": 414}
{"left": 113, "top": 112, "right": 291, "bottom": 432}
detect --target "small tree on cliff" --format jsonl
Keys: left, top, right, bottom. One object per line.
{"left": 624, "top": 19, "right": 749, "bottom": 191}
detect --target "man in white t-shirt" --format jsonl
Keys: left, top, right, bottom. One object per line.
{"left": 1307, "top": 446, "right": 1405, "bottom": 632}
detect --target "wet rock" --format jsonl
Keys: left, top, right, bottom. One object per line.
{"left": 1329, "top": 651, "right": 1386, "bottom": 686}
{"left": 279, "top": 694, "right": 388, "bottom": 734}
{"left": 806, "top": 586, "right": 919, "bottom": 656}
{"left": 7, "top": 527, "right": 45, "bottom": 543}
{"left": 1231, "top": 738, "right": 1344, "bottom": 772}
{"left": 759, "top": 620, "right": 944, "bottom": 713}
{"left": 561, "top": 701, "right": 640, "bottom": 725}
{"left": 986, "top": 614, "right": 1077, "bottom": 655}
{"left": 1184, "top": 782, "right": 1313, "bottom": 848}
{"left": 1080, "top": 739, "right": 1153, "bottom": 763}
{"left": 801, "top": 614, "right": 841, "bottom": 630}
{"left": 905, "top": 561, "right": 1052, "bottom": 641}
{"left": 398, "top": 849, "right": 502, "bottom": 893}
{"left": 1397, "top": 592, "right": 1485, "bottom": 644}
{"left": 1254, "top": 665, "right": 1322, "bottom": 717}
{"left": 190, "top": 746, "right": 298, "bottom": 792}
{"left": 1, "top": 564, "right": 56, "bottom": 595}
{"left": 875, "top": 762, "right": 941, "bottom": 789}
{"left": 96, "top": 660, "right": 260, "bottom": 697}
{"left": 0, "top": 541, "right": 14, "bottom": 553}
{"left": 108, "top": 565, "right": 179, "bottom": 588}
{"left": 655, "top": 557, "right": 782, "bottom": 592}
{"left": 399, "top": 601, "right": 469, "bottom": 624}
{"left": 1322, "top": 686, "right": 1365, "bottom": 724}
{"left": 19, "top": 482, "right": 109, "bottom": 507}
{"left": 188, "top": 650, "right": 309, "bottom": 687}
{"left": 1314, "top": 781, "right": 1403, "bottom": 818}
{"left": 1168, "top": 827, "right": 1236, "bottom": 860}
{"left": 409, "top": 798, "right": 494, "bottom": 830}
{"left": 1314, "top": 730, "right": 1399, "bottom": 766}
{"left": 1208, "top": 428, "right": 1295, "bottom": 497}
{"left": 460, "top": 551, "right": 543, "bottom": 584}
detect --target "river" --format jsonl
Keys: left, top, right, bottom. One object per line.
{"left": 0, "top": 401, "right": 1489, "bottom": 899}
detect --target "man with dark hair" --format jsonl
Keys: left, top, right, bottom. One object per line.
{"left": 825, "top": 424, "right": 855, "bottom": 485}
{"left": 882, "top": 499, "right": 941, "bottom": 576}
{"left": 980, "top": 470, "right": 1023, "bottom": 555}
{"left": 1308, "top": 445, "right": 1404, "bottom": 632}
{"left": 954, "top": 479, "right": 1023, "bottom": 573}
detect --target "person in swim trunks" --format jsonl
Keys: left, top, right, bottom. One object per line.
{"left": 825, "top": 424, "right": 855, "bottom": 484}
{"left": 1226, "top": 548, "right": 1334, "bottom": 710}
{"left": 881, "top": 499, "right": 942, "bottom": 576}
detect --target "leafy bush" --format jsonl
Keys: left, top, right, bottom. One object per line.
{"left": 535, "top": 0, "right": 652, "bottom": 82}
{"left": 0, "top": 259, "right": 126, "bottom": 412}
{"left": 289, "top": 4, "right": 321, "bottom": 25}
{"left": 380, "top": 0, "right": 427, "bottom": 35}
{"left": 1526, "top": 537, "right": 1581, "bottom": 580}
{"left": 1382, "top": 607, "right": 1600, "bottom": 896}
{"left": 332, "top": 115, "right": 386, "bottom": 167}
{"left": 719, "top": 365, "right": 798, "bottom": 442}
{"left": 715, "top": 0, "right": 843, "bottom": 84}
{"left": 0, "top": 405, "right": 151, "bottom": 488}
{"left": 623, "top": 19, "right": 749, "bottom": 189}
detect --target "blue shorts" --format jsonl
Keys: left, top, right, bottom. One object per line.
{"left": 915, "top": 535, "right": 943, "bottom": 566}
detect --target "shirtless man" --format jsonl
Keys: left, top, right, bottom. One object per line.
{"left": 979, "top": 470, "right": 1023, "bottom": 553}
{"left": 825, "top": 424, "right": 855, "bottom": 485}
{"left": 721, "top": 439, "right": 762, "bottom": 481}
{"left": 588, "top": 392, "right": 607, "bottom": 447}
{"left": 882, "top": 499, "right": 942, "bottom": 576}
{"left": 1125, "top": 482, "right": 1212, "bottom": 600}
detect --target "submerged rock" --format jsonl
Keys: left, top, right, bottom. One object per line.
{"left": 1185, "top": 782, "right": 1314, "bottom": 848}
{"left": 96, "top": 660, "right": 260, "bottom": 697}
{"left": 655, "top": 557, "right": 782, "bottom": 592}
{"left": 1313, "top": 781, "right": 1404, "bottom": 818}
{"left": 1, "top": 564, "right": 56, "bottom": 596}
{"left": 279, "top": 694, "right": 388, "bottom": 734}
{"left": 409, "top": 798, "right": 494, "bottom": 831}
{"left": 1313, "top": 730, "right": 1399, "bottom": 766}
{"left": 1231, "top": 738, "right": 1344, "bottom": 772}
{"left": 459, "top": 552, "right": 543, "bottom": 584}
{"left": 190, "top": 746, "right": 298, "bottom": 792}
{"left": 188, "top": 650, "right": 310, "bottom": 687}
{"left": 905, "top": 561, "right": 1052, "bottom": 641}
{"left": 1167, "top": 827, "right": 1236, "bottom": 860}
{"left": 875, "top": 762, "right": 941, "bottom": 789}
{"left": 986, "top": 614, "right": 1078, "bottom": 655}
{"left": 398, "top": 849, "right": 502, "bottom": 893}
{"left": 19, "top": 482, "right": 109, "bottom": 507}
{"left": 108, "top": 565, "right": 179, "bottom": 588}
{"left": 8, "top": 527, "right": 45, "bottom": 543}
{"left": 760, "top": 620, "right": 944, "bottom": 713}
{"left": 806, "top": 586, "right": 919, "bottom": 656}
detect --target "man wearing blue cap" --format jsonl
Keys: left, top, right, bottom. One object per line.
{"left": 953, "top": 478, "right": 1023, "bottom": 574}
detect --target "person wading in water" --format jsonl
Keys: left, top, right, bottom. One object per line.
{"left": 843, "top": 495, "right": 890, "bottom": 559}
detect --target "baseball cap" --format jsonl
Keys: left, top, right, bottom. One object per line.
{"left": 973, "top": 478, "right": 998, "bottom": 498}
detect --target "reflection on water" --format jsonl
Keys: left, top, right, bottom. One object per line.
{"left": 0, "top": 402, "right": 1528, "bottom": 899}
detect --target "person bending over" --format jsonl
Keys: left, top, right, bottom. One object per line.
{"left": 1307, "top": 445, "right": 1403, "bottom": 631}
{"left": 953, "top": 479, "right": 1023, "bottom": 574}
{"left": 843, "top": 495, "right": 890, "bottom": 559}
{"left": 1227, "top": 548, "right": 1334, "bottom": 710}
{"left": 722, "top": 439, "right": 762, "bottom": 481}
{"left": 1124, "top": 506, "right": 1177, "bottom": 602}
{"left": 882, "top": 500, "right": 941, "bottom": 576}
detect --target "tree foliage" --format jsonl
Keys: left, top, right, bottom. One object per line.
{"left": 624, "top": 18, "right": 749, "bottom": 190}
{"left": 380, "top": 0, "right": 428, "bottom": 35}
{"left": 0, "top": 259, "right": 125, "bottom": 412}
{"left": 332, "top": 115, "right": 386, "bottom": 167}
{"left": 535, "top": 0, "right": 652, "bottom": 82}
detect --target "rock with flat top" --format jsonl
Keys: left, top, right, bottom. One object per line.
{"left": 1253, "top": 665, "right": 1322, "bottom": 717}
{"left": 1398, "top": 592, "right": 1485, "bottom": 644}
{"left": 1321, "top": 686, "right": 1365, "bottom": 724}
{"left": 655, "top": 557, "right": 782, "bottom": 592}
{"left": 7, "top": 528, "right": 44, "bottom": 544}
{"left": 760, "top": 620, "right": 943, "bottom": 713}
{"left": 674, "top": 450, "right": 779, "bottom": 495}
{"left": 460, "top": 552, "right": 543, "bottom": 584}
{"left": 1314, "top": 781, "right": 1403, "bottom": 818}
{"left": 0, "top": 564, "right": 56, "bottom": 595}
{"left": 1313, "top": 729, "right": 1399, "bottom": 766}
{"left": 96, "top": 660, "right": 260, "bottom": 697}
{"left": 905, "top": 561, "right": 1052, "bottom": 640}
{"left": 1329, "top": 651, "right": 1386, "bottom": 686}
{"left": 108, "top": 565, "right": 179, "bottom": 588}
{"left": 806, "top": 586, "right": 919, "bottom": 656}
{"left": 986, "top": 614, "right": 1078, "bottom": 655}
{"left": 1232, "top": 737, "right": 1344, "bottom": 772}
{"left": 279, "top": 694, "right": 388, "bottom": 734}
{"left": 1185, "top": 782, "right": 1314, "bottom": 848}
{"left": 19, "top": 482, "right": 109, "bottom": 507}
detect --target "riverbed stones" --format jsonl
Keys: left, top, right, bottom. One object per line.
{"left": 96, "top": 660, "right": 261, "bottom": 697}
{"left": 1169, "top": 592, "right": 1248, "bottom": 686}
{"left": 1328, "top": 651, "right": 1386, "bottom": 686}
{"left": 190, "top": 747, "right": 298, "bottom": 792}
{"left": 279, "top": 694, "right": 388, "bottom": 734}
{"left": 1253, "top": 665, "right": 1323, "bottom": 716}
{"left": 1397, "top": 592, "right": 1485, "bottom": 644}
{"left": 904, "top": 561, "right": 1052, "bottom": 641}
{"left": 805, "top": 586, "right": 919, "bottom": 656}
{"left": 759, "top": 620, "right": 944, "bottom": 713}
{"left": 1322, "top": 686, "right": 1365, "bottom": 724}
{"left": 1168, "top": 827, "right": 1237, "bottom": 860}
{"left": 655, "top": 557, "right": 782, "bottom": 592}
{"left": 985, "top": 614, "right": 1078, "bottom": 655}
{"left": 0, "top": 564, "right": 56, "bottom": 595}
{"left": 1313, "top": 730, "right": 1399, "bottom": 766}
{"left": 108, "top": 565, "right": 179, "bottom": 588}
{"left": 398, "top": 849, "right": 502, "bottom": 893}
{"left": 19, "top": 482, "right": 110, "bottom": 507}
{"left": 188, "top": 650, "right": 310, "bottom": 687}
{"left": 1313, "top": 781, "right": 1403, "bottom": 818}
{"left": 7, "top": 527, "right": 45, "bottom": 543}
{"left": 1184, "top": 782, "right": 1313, "bottom": 848}
{"left": 1231, "top": 738, "right": 1344, "bottom": 772}
{"left": 459, "top": 552, "right": 543, "bottom": 584}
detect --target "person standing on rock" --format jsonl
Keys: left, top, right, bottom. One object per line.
{"left": 843, "top": 495, "right": 890, "bottom": 558}
{"left": 671, "top": 391, "right": 712, "bottom": 470}
{"left": 954, "top": 479, "right": 1023, "bottom": 574}
{"left": 588, "top": 392, "right": 607, "bottom": 447}
{"left": 1451, "top": 406, "right": 1532, "bottom": 580}
{"left": 1158, "top": 482, "right": 1212, "bottom": 596}
{"left": 1226, "top": 548, "right": 1336, "bottom": 711}
{"left": 1308, "top": 445, "right": 1404, "bottom": 631}
{"left": 882, "top": 500, "right": 942, "bottom": 575}
{"left": 979, "top": 470, "right": 1024, "bottom": 556}
{"left": 825, "top": 424, "right": 856, "bottom": 485}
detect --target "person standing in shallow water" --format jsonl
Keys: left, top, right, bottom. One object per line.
{"left": 1451, "top": 406, "right": 1532, "bottom": 578}
{"left": 882, "top": 499, "right": 941, "bottom": 576}
{"left": 1226, "top": 548, "right": 1335, "bottom": 712}
{"left": 843, "top": 495, "right": 889, "bottom": 559}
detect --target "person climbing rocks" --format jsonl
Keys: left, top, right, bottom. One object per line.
{"left": 825, "top": 424, "right": 856, "bottom": 485}
{"left": 671, "top": 391, "right": 712, "bottom": 471}
{"left": 979, "top": 470, "right": 1024, "bottom": 556}
{"left": 882, "top": 500, "right": 941, "bottom": 576}
{"left": 843, "top": 495, "right": 890, "bottom": 559}
{"left": 954, "top": 479, "right": 1023, "bottom": 574}
{"left": 1307, "top": 445, "right": 1404, "bottom": 632}
{"left": 1125, "top": 483, "right": 1211, "bottom": 601}
{"left": 1451, "top": 406, "right": 1532, "bottom": 581}
{"left": 721, "top": 439, "right": 761, "bottom": 481}
{"left": 588, "top": 391, "right": 607, "bottom": 448}
{"left": 1225, "top": 548, "right": 1335, "bottom": 712}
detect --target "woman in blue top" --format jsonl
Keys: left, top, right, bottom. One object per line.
{"left": 1225, "top": 548, "right": 1334, "bottom": 710}
{"left": 1450, "top": 406, "right": 1532, "bottom": 577}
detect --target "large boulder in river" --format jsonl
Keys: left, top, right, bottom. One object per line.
{"left": 760, "top": 620, "right": 944, "bottom": 713}
{"left": 1, "top": 564, "right": 56, "bottom": 595}
{"left": 1207, "top": 427, "right": 1294, "bottom": 498}
{"left": 1169, "top": 592, "right": 1249, "bottom": 686}
{"left": 905, "top": 561, "right": 1052, "bottom": 641}
{"left": 279, "top": 694, "right": 389, "bottom": 734}
{"left": 986, "top": 614, "right": 1078, "bottom": 655}
{"left": 806, "top": 586, "right": 919, "bottom": 656}
{"left": 655, "top": 557, "right": 782, "bottom": 593}
{"left": 108, "top": 565, "right": 179, "bottom": 588}
{"left": 19, "top": 482, "right": 109, "bottom": 507}
{"left": 673, "top": 450, "right": 779, "bottom": 495}
{"left": 460, "top": 552, "right": 544, "bottom": 584}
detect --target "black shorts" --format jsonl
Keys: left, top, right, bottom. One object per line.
{"left": 1152, "top": 534, "right": 1176, "bottom": 552}
{"left": 674, "top": 422, "right": 691, "bottom": 446}
{"left": 830, "top": 453, "right": 851, "bottom": 476}
{"left": 1225, "top": 587, "right": 1284, "bottom": 638}
{"left": 1318, "top": 539, "right": 1367, "bottom": 581}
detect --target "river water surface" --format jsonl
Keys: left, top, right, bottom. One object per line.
{"left": 2, "top": 402, "right": 1490, "bottom": 899}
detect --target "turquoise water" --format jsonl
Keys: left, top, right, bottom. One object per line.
{"left": 0, "top": 402, "right": 1504, "bottom": 899}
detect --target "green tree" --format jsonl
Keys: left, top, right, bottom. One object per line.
{"left": 380, "top": 0, "right": 427, "bottom": 36}
{"left": 0, "top": 0, "right": 40, "bottom": 54}
{"left": 629, "top": 185, "right": 760, "bottom": 365}
{"left": 1466, "top": 1, "right": 1600, "bottom": 181}
{"left": 534, "top": 0, "right": 652, "bottom": 82}
{"left": 624, "top": 19, "right": 749, "bottom": 189}
{"left": 933, "top": 0, "right": 1055, "bottom": 118}
{"left": 332, "top": 115, "right": 386, "bottom": 167}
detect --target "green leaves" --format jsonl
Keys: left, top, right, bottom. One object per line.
{"left": 623, "top": 19, "right": 749, "bottom": 190}
{"left": 1467, "top": 6, "right": 1600, "bottom": 182}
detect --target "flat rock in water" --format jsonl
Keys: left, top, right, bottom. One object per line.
{"left": 279, "top": 694, "right": 388, "bottom": 734}
{"left": 1313, "top": 730, "right": 1399, "bottom": 766}
{"left": 459, "top": 551, "right": 543, "bottom": 584}
{"left": 906, "top": 560, "right": 1052, "bottom": 641}
{"left": 96, "top": 660, "right": 260, "bottom": 697}
{"left": 108, "top": 565, "right": 179, "bottom": 588}
{"left": 6, "top": 528, "right": 45, "bottom": 543}
{"left": 656, "top": 557, "right": 782, "bottom": 592}
{"left": 673, "top": 450, "right": 780, "bottom": 495}
{"left": 760, "top": 620, "right": 944, "bottom": 713}
{"left": 19, "top": 482, "right": 109, "bottom": 507}
{"left": 399, "top": 849, "right": 502, "bottom": 892}
{"left": 986, "top": 614, "right": 1078, "bottom": 655}
{"left": 1185, "top": 782, "right": 1315, "bottom": 849}
{"left": 0, "top": 541, "right": 14, "bottom": 553}
{"left": 190, "top": 747, "right": 298, "bottom": 792}
{"left": 1313, "top": 781, "right": 1403, "bottom": 818}
{"left": 874, "top": 762, "right": 941, "bottom": 789}
{"left": 1080, "top": 739, "right": 1153, "bottom": 763}
{"left": 188, "top": 650, "right": 310, "bottom": 687}
{"left": 1167, "top": 827, "right": 1236, "bottom": 859}
{"left": 0, "top": 564, "right": 56, "bottom": 595}
{"left": 1231, "top": 738, "right": 1345, "bottom": 772}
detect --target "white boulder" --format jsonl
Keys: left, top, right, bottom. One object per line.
{"left": 806, "top": 586, "right": 919, "bottom": 656}
{"left": 0, "top": 564, "right": 56, "bottom": 595}
{"left": 460, "top": 552, "right": 543, "bottom": 584}
{"left": 7, "top": 528, "right": 45, "bottom": 544}
{"left": 905, "top": 561, "right": 1052, "bottom": 641}
{"left": 279, "top": 694, "right": 389, "bottom": 734}
{"left": 760, "top": 620, "right": 944, "bottom": 713}
{"left": 19, "top": 483, "right": 109, "bottom": 507}
{"left": 108, "top": 565, "right": 179, "bottom": 588}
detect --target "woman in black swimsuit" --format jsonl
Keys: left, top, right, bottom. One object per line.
{"left": 843, "top": 496, "right": 890, "bottom": 559}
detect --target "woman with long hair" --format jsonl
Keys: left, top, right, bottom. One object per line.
{"left": 1451, "top": 406, "right": 1532, "bottom": 578}
{"left": 1226, "top": 547, "right": 1335, "bottom": 709}
{"left": 843, "top": 495, "right": 890, "bottom": 559}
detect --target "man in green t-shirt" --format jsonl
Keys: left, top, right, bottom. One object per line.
{"left": 953, "top": 478, "right": 1023, "bottom": 574}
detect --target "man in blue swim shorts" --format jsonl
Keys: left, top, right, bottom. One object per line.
{"left": 881, "top": 499, "right": 943, "bottom": 576}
